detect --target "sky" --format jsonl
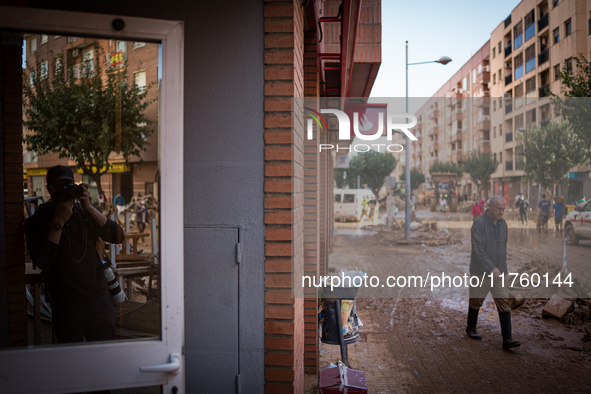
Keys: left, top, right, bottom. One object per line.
{"left": 371, "top": 0, "right": 522, "bottom": 98}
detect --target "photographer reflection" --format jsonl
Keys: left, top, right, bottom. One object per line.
{"left": 26, "top": 165, "right": 125, "bottom": 343}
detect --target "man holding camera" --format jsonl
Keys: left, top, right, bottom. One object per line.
{"left": 26, "top": 165, "right": 125, "bottom": 343}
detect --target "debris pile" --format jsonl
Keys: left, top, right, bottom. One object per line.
{"left": 373, "top": 221, "right": 463, "bottom": 247}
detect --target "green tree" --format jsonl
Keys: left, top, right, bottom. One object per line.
{"left": 400, "top": 168, "right": 425, "bottom": 192}
{"left": 549, "top": 54, "right": 591, "bottom": 162}
{"left": 347, "top": 151, "right": 397, "bottom": 196}
{"left": 461, "top": 152, "right": 498, "bottom": 199}
{"left": 521, "top": 121, "right": 586, "bottom": 197}
{"left": 428, "top": 161, "right": 463, "bottom": 177}
{"left": 23, "top": 42, "right": 154, "bottom": 197}
{"left": 334, "top": 168, "right": 358, "bottom": 189}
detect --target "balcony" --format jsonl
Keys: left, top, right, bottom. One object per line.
{"left": 429, "top": 109, "right": 440, "bottom": 119}
{"left": 66, "top": 37, "right": 95, "bottom": 49}
{"left": 505, "top": 74, "right": 513, "bottom": 85}
{"left": 506, "top": 161, "right": 514, "bottom": 171}
{"left": 505, "top": 43, "right": 512, "bottom": 58}
{"left": 475, "top": 96, "right": 490, "bottom": 108}
{"left": 505, "top": 132, "right": 513, "bottom": 143}
{"left": 505, "top": 102, "right": 513, "bottom": 114}
{"left": 429, "top": 126, "right": 440, "bottom": 136}
{"left": 539, "top": 84, "right": 549, "bottom": 97}
{"left": 475, "top": 117, "right": 490, "bottom": 131}
{"left": 538, "top": 13, "right": 549, "bottom": 32}
{"left": 515, "top": 159, "right": 525, "bottom": 171}
{"left": 538, "top": 48, "right": 549, "bottom": 66}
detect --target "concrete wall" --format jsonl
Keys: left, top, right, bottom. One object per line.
{"left": 28, "top": 0, "right": 266, "bottom": 391}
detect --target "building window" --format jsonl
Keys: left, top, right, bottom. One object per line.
{"left": 553, "top": 27, "right": 559, "bottom": 44}
{"left": 499, "top": 125, "right": 503, "bottom": 136}
{"left": 498, "top": 41, "right": 502, "bottom": 55}
{"left": 493, "top": 47, "right": 496, "bottom": 58}
{"left": 116, "top": 40, "right": 127, "bottom": 53}
{"left": 135, "top": 71, "right": 147, "bottom": 91}
{"left": 40, "top": 34, "right": 48, "bottom": 44}
{"left": 82, "top": 49, "right": 94, "bottom": 76}
{"left": 133, "top": 41, "right": 146, "bottom": 49}
{"left": 554, "top": 64, "right": 561, "bottom": 80}
{"left": 493, "top": 100, "right": 497, "bottom": 111}
{"left": 565, "top": 57, "right": 573, "bottom": 75}
{"left": 30, "top": 37, "right": 37, "bottom": 53}
{"left": 493, "top": 73, "right": 497, "bottom": 85}
{"left": 565, "top": 19, "right": 572, "bottom": 36}
{"left": 553, "top": 0, "right": 559, "bottom": 7}
{"left": 40, "top": 61, "right": 48, "bottom": 79}
{"left": 29, "top": 70, "right": 36, "bottom": 86}
{"left": 54, "top": 55, "right": 63, "bottom": 75}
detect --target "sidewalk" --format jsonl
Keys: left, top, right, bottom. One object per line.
{"left": 317, "top": 298, "right": 591, "bottom": 392}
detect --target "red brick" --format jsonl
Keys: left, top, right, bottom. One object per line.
{"left": 265, "top": 275, "right": 292, "bottom": 288}
{"left": 265, "top": 321, "right": 295, "bottom": 336}
{"left": 265, "top": 305, "right": 294, "bottom": 319}
{"left": 264, "top": 98, "right": 292, "bottom": 112}
{"left": 265, "top": 383, "right": 295, "bottom": 393}
{"left": 265, "top": 259, "right": 292, "bottom": 273}
{"left": 265, "top": 164, "right": 292, "bottom": 177}
{"left": 265, "top": 368, "right": 295, "bottom": 382}
{"left": 266, "top": 243, "right": 292, "bottom": 257}
{"left": 265, "top": 290, "right": 293, "bottom": 304}
{"left": 264, "top": 180, "right": 292, "bottom": 193}
{"left": 266, "top": 228, "right": 292, "bottom": 241}
{"left": 264, "top": 20, "right": 295, "bottom": 33}
{"left": 265, "top": 35, "right": 295, "bottom": 48}
{"left": 265, "top": 67, "right": 295, "bottom": 81}
{"left": 265, "top": 147, "right": 291, "bottom": 161}
{"left": 264, "top": 115, "right": 292, "bottom": 128}
{"left": 265, "top": 337, "right": 295, "bottom": 351}
{"left": 264, "top": 131, "right": 292, "bottom": 145}
{"left": 265, "top": 81, "right": 294, "bottom": 96}
{"left": 265, "top": 212, "right": 292, "bottom": 225}
{"left": 265, "top": 196, "right": 291, "bottom": 209}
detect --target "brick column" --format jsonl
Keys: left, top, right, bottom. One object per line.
{"left": 264, "top": 1, "right": 305, "bottom": 392}
{"left": 302, "top": 30, "right": 320, "bottom": 374}
{"left": 0, "top": 32, "right": 27, "bottom": 348}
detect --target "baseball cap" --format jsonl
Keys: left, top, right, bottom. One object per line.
{"left": 46, "top": 165, "right": 75, "bottom": 185}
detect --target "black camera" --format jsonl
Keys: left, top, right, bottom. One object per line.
{"left": 55, "top": 183, "right": 84, "bottom": 202}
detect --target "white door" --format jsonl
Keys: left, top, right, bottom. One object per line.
{"left": 0, "top": 7, "right": 185, "bottom": 394}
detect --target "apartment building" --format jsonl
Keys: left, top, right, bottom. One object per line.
{"left": 406, "top": 42, "right": 491, "bottom": 198}
{"left": 22, "top": 35, "right": 159, "bottom": 204}
{"left": 490, "top": 0, "right": 591, "bottom": 205}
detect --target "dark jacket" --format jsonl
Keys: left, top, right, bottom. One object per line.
{"left": 26, "top": 201, "right": 125, "bottom": 305}
{"left": 470, "top": 210, "right": 508, "bottom": 275}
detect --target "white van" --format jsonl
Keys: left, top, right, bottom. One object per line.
{"left": 334, "top": 188, "right": 379, "bottom": 222}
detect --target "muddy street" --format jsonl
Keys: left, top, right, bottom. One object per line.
{"left": 319, "top": 208, "right": 591, "bottom": 392}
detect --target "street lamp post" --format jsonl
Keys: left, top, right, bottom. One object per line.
{"left": 405, "top": 40, "right": 451, "bottom": 241}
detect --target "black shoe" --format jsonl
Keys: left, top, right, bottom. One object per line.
{"left": 499, "top": 311, "right": 520, "bottom": 350}
{"left": 466, "top": 307, "right": 482, "bottom": 340}
{"left": 503, "top": 339, "right": 521, "bottom": 350}
{"left": 466, "top": 327, "right": 482, "bottom": 340}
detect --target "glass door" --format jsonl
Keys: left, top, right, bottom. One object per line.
{"left": 0, "top": 6, "right": 184, "bottom": 393}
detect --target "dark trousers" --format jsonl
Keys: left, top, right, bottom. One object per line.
{"left": 53, "top": 290, "right": 115, "bottom": 343}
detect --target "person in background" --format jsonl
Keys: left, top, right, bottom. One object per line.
{"left": 439, "top": 196, "right": 447, "bottom": 214}
{"left": 552, "top": 196, "right": 565, "bottom": 233}
{"left": 515, "top": 192, "right": 530, "bottom": 225}
{"left": 412, "top": 194, "right": 418, "bottom": 211}
{"left": 368, "top": 197, "right": 377, "bottom": 224}
{"left": 538, "top": 193, "right": 551, "bottom": 233}
{"left": 471, "top": 200, "right": 482, "bottom": 221}
{"left": 113, "top": 193, "right": 125, "bottom": 206}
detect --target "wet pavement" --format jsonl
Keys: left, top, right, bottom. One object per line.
{"left": 316, "top": 207, "right": 591, "bottom": 392}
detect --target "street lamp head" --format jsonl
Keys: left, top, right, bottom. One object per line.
{"left": 436, "top": 56, "right": 452, "bottom": 65}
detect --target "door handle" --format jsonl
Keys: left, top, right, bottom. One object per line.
{"left": 140, "top": 353, "right": 181, "bottom": 374}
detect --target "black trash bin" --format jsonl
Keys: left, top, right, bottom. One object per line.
{"left": 320, "top": 298, "right": 360, "bottom": 345}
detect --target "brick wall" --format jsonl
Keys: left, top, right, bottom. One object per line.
{"left": 264, "top": 0, "right": 305, "bottom": 392}
{"left": 0, "top": 32, "right": 27, "bottom": 347}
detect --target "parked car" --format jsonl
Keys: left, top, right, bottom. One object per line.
{"left": 564, "top": 199, "right": 591, "bottom": 245}
{"left": 334, "top": 188, "right": 378, "bottom": 222}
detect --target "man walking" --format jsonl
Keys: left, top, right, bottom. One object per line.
{"left": 538, "top": 193, "right": 551, "bottom": 233}
{"left": 465, "top": 195, "right": 520, "bottom": 350}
